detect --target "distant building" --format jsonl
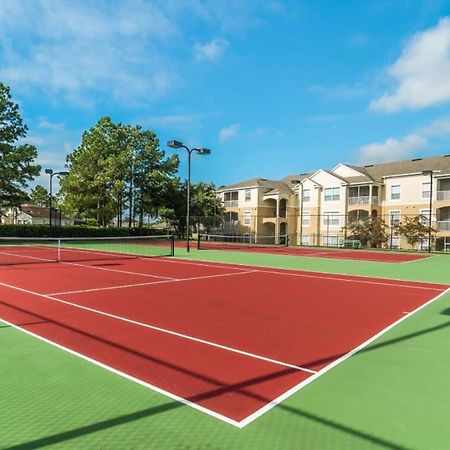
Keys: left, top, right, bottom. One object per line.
{"left": 218, "top": 154, "right": 450, "bottom": 251}
{"left": 3, "top": 204, "right": 75, "bottom": 226}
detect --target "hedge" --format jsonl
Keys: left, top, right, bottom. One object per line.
{"left": 0, "top": 224, "right": 170, "bottom": 238}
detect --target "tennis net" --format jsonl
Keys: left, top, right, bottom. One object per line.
{"left": 0, "top": 235, "right": 175, "bottom": 266}
{"left": 197, "top": 233, "right": 289, "bottom": 251}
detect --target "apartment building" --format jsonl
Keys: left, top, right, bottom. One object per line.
{"left": 217, "top": 154, "right": 450, "bottom": 251}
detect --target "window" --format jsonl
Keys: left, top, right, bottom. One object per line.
{"left": 302, "top": 189, "right": 311, "bottom": 202}
{"left": 243, "top": 211, "right": 251, "bottom": 225}
{"left": 324, "top": 187, "right": 340, "bottom": 201}
{"left": 244, "top": 189, "right": 251, "bottom": 202}
{"left": 389, "top": 236, "right": 400, "bottom": 249}
{"left": 323, "top": 211, "right": 340, "bottom": 226}
{"left": 421, "top": 182, "right": 431, "bottom": 199}
{"left": 302, "top": 211, "right": 311, "bottom": 226}
{"left": 301, "top": 234, "right": 310, "bottom": 245}
{"left": 224, "top": 191, "right": 239, "bottom": 207}
{"left": 389, "top": 210, "right": 401, "bottom": 226}
{"left": 420, "top": 209, "right": 432, "bottom": 225}
{"left": 323, "top": 235, "right": 339, "bottom": 246}
{"left": 390, "top": 185, "right": 401, "bottom": 200}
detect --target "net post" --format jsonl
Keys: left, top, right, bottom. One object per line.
{"left": 170, "top": 234, "right": 175, "bottom": 256}
{"left": 286, "top": 235, "right": 289, "bottom": 247}
{"left": 57, "top": 238, "right": 61, "bottom": 262}
{"left": 197, "top": 232, "right": 201, "bottom": 250}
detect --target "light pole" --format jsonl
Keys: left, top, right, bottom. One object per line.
{"left": 45, "top": 169, "right": 69, "bottom": 236}
{"left": 422, "top": 170, "right": 433, "bottom": 253}
{"left": 167, "top": 140, "right": 211, "bottom": 252}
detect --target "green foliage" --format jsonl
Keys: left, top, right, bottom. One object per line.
{"left": 29, "top": 185, "right": 50, "bottom": 207}
{"left": 344, "top": 216, "right": 389, "bottom": 248}
{"left": 159, "top": 180, "right": 224, "bottom": 237}
{"left": 60, "top": 117, "right": 178, "bottom": 227}
{"left": 0, "top": 224, "right": 168, "bottom": 238}
{"left": 0, "top": 82, "right": 41, "bottom": 208}
{"left": 396, "top": 215, "right": 436, "bottom": 249}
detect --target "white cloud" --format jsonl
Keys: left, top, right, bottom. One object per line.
{"left": 417, "top": 116, "right": 450, "bottom": 136}
{"left": 194, "top": 39, "right": 229, "bottom": 62}
{"left": 219, "top": 124, "right": 240, "bottom": 142}
{"left": 370, "top": 17, "right": 450, "bottom": 113}
{"left": 0, "top": 1, "right": 176, "bottom": 105}
{"left": 358, "top": 134, "right": 427, "bottom": 164}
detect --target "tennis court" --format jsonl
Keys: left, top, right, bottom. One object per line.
{"left": 197, "top": 234, "right": 431, "bottom": 263}
{"left": 2, "top": 237, "right": 450, "bottom": 449}
{"left": 0, "top": 240, "right": 447, "bottom": 429}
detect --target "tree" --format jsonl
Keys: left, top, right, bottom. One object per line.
{"left": 0, "top": 82, "right": 41, "bottom": 209}
{"left": 60, "top": 117, "right": 123, "bottom": 225}
{"left": 397, "top": 215, "right": 436, "bottom": 250}
{"left": 190, "top": 182, "right": 225, "bottom": 233}
{"left": 343, "top": 216, "right": 389, "bottom": 248}
{"left": 159, "top": 181, "right": 224, "bottom": 238}
{"left": 29, "top": 185, "right": 50, "bottom": 207}
{"left": 60, "top": 117, "right": 178, "bottom": 227}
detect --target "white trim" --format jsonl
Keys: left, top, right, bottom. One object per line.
{"left": 0, "top": 316, "right": 242, "bottom": 428}
{"left": 0, "top": 279, "right": 316, "bottom": 374}
{"left": 240, "top": 287, "right": 450, "bottom": 427}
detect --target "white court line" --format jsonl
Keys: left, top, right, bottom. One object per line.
{"left": 0, "top": 279, "right": 316, "bottom": 375}
{"left": 49, "top": 270, "right": 259, "bottom": 296}
{"left": 0, "top": 316, "right": 242, "bottom": 428}
{"left": 239, "top": 286, "right": 450, "bottom": 427}
{"left": 171, "top": 256, "right": 448, "bottom": 291}
{"left": 0, "top": 249, "right": 179, "bottom": 281}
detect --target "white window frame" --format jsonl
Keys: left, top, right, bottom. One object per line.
{"left": 301, "top": 234, "right": 310, "bottom": 245}
{"left": 323, "top": 211, "right": 340, "bottom": 226}
{"left": 302, "top": 211, "right": 311, "bottom": 226}
{"left": 389, "top": 235, "right": 400, "bottom": 249}
{"left": 421, "top": 182, "right": 431, "bottom": 200}
{"left": 389, "top": 210, "right": 401, "bottom": 226}
{"left": 302, "top": 189, "right": 311, "bottom": 203}
{"left": 243, "top": 211, "right": 251, "bottom": 226}
{"left": 390, "top": 184, "right": 401, "bottom": 201}
{"left": 324, "top": 187, "right": 340, "bottom": 202}
{"left": 244, "top": 189, "right": 251, "bottom": 202}
{"left": 420, "top": 209, "right": 432, "bottom": 225}
{"left": 323, "top": 234, "right": 339, "bottom": 246}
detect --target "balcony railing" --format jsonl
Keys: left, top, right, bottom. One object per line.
{"left": 437, "top": 190, "right": 450, "bottom": 201}
{"left": 224, "top": 200, "right": 238, "bottom": 207}
{"left": 437, "top": 220, "right": 450, "bottom": 231}
{"left": 348, "top": 196, "right": 378, "bottom": 205}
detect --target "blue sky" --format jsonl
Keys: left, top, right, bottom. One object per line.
{"left": 1, "top": 0, "right": 450, "bottom": 190}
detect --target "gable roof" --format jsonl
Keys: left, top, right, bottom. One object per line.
{"left": 354, "top": 154, "right": 450, "bottom": 180}
{"left": 20, "top": 204, "right": 72, "bottom": 220}
{"left": 218, "top": 177, "right": 293, "bottom": 194}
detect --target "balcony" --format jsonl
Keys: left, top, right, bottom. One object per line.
{"left": 437, "top": 191, "right": 450, "bottom": 201}
{"left": 224, "top": 200, "right": 238, "bottom": 207}
{"left": 437, "top": 220, "right": 450, "bottom": 231}
{"left": 348, "top": 196, "right": 378, "bottom": 205}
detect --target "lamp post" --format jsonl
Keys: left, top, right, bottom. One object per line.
{"left": 422, "top": 170, "right": 433, "bottom": 253}
{"left": 45, "top": 169, "right": 69, "bottom": 236}
{"left": 167, "top": 140, "right": 211, "bottom": 252}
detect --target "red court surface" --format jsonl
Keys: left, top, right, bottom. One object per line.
{"left": 0, "top": 257, "right": 447, "bottom": 427}
{"left": 198, "top": 242, "right": 431, "bottom": 263}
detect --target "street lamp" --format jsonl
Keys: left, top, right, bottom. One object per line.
{"left": 167, "top": 140, "right": 211, "bottom": 252}
{"left": 45, "top": 169, "right": 69, "bottom": 236}
{"left": 422, "top": 170, "right": 433, "bottom": 253}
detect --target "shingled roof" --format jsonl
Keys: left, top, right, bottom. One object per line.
{"left": 354, "top": 154, "right": 450, "bottom": 181}
{"left": 218, "top": 154, "right": 450, "bottom": 193}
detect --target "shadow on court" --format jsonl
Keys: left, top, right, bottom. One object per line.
{"left": 2, "top": 300, "right": 450, "bottom": 450}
